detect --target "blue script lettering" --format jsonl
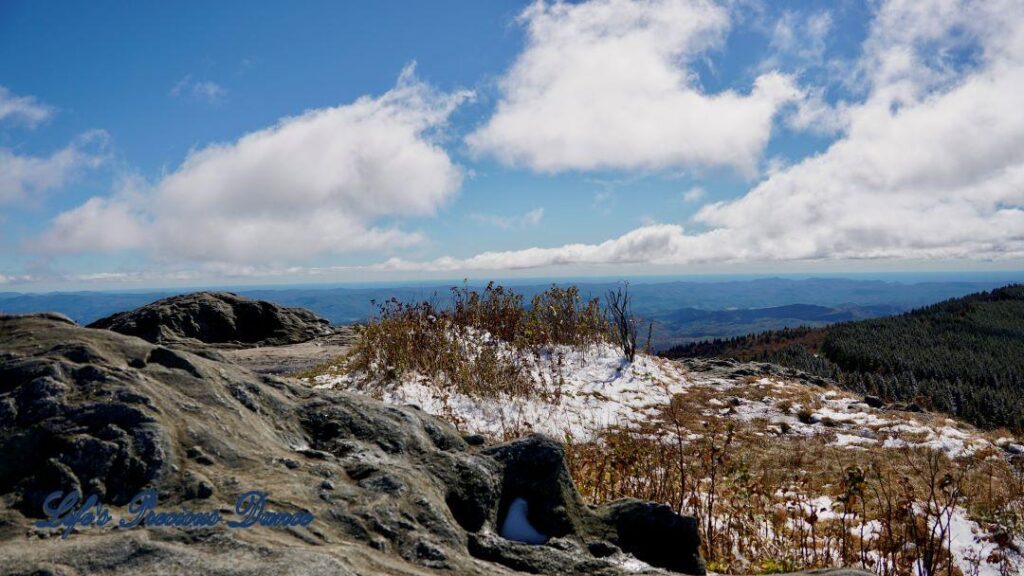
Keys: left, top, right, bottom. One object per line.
{"left": 118, "top": 489, "right": 221, "bottom": 529}
{"left": 118, "top": 489, "right": 158, "bottom": 529}
{"left": 34, "top": 488, "right": 311, "bottom": 537}
{"left": 34, "top": 491, "right": 111, "bottom": 539}
{"left": 228, "top": 491, "right": 314, "bottom": 528}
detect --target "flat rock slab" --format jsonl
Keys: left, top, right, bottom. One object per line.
{"left": 219, "top": 329, "right": 354, "bottom": 375}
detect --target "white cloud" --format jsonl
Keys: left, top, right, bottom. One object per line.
{"left": 386, "top": 0, "right": 1024, "bottom": 271}
{"left": 0, "top": 130, "right": 108, "bottom": 205}
{"left": 0, "top": 273, "right": 34, "bottom": 285}
{"left": 767, "top": 10, "right": 833, "bottom": 69}
{"left": 466, "top": 0, "right": 802, "bottom": 174}
{"left": 170, "top": 75, "right": 228, "bottom": 102}
{"left": 25, "top": 0, "right": 1024, "bottom": 282}
{"left": 523, "top": 207, "right": 544, "bottom": 226}
{"left": 40, "top": 66, "right": 472, "bottom": 264}
{"left": 682, "top": 186, "right": 705, "bottom": 202}
{"left": 36, "top": 195, "right": 148, "bottom": 253}
{"left": 470, "top": 207, "right": 545, "bottom": 229}
{"left": 763, "top": 10, "right": 852, "bottom": 136}
{"left": 0, "top": 86, "right": 54, "bottom": 127}
{"left": 784, "top": 88, "right": 851, "bottom": 136}
{"left": 377, "top": 224, "right": 698, "bottom": 271}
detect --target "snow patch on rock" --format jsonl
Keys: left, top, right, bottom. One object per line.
{"left": 500, "top": 497, "right": 548, "bottom": 545}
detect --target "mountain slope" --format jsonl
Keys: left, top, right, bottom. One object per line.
{"left": 661, "top": 284, "right": 1024, "bottom": 431}
{"left": 648, "top": 303, "right": 903, "bottom": 348}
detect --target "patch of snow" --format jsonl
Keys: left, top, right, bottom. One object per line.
{"left": 882, "top": 437, "right": 909, "bottom": 449}
{"left": 808, "top": 495, "right": 839, "bottom": 521}
{"left": 323, "top": 342, "right": 694, "bottom": 441}
{"left": 500, "top": 498, "right": 548, "bottom": 545}
{"left": 945, "top": 508, "right": 1024, "bottom": 576}
{"left": 834, "top": 433, "right": 877, "bottom": 447}
{"left": 314, "top": 337, "right": 1000, "bottom": 457}
{"left": 311, "top": 337, "right": 1021, "bottom": 574}
{"left": 607, "top": 554, "right": 656, "bottom": 572}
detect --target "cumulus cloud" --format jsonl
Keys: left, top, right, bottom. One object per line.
{"left": 0, "top": 130, "right": 108, "bottom": 205}
{"left": 26, "top": 0, "right": 1024, "bottom": 282}
{"left": 389, "top": 0, "right": 1024, "bottom": 271}
{"left": 377, "top": 224, "right": 695, "bottom": 271}
{"left": 762, "top": 10, "right": 852, "bottom": 135}
{"left": 0, "top": 86, "right": 54, "bottom": 127}
{"left": 39, "top": 66, "right": 471, "bottom": 263}
{"left": 37, "top": 195, "right": 148, "bottom": 253}
{"left": 466, "top": 0, "right": 802, "bottom": 174}
{"left": 784, "top": 88, "right": 851, "bottom": 136}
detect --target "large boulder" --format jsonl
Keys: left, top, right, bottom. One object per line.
{"left": 478, "top": 435, "right": 705, "bottom": 574}
{"left": 0, "top": 313, "right": 173, "bottom": 515}
{"left": 87, "top": 291, "right": 333, "bottom": 347}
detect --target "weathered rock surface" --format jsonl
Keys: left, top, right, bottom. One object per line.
{"left": 0, "top": 313, "right": 687, "bottom": 575}
{"left": 87, "top": 291, "right": 334, "bottom": 348}
{"left": 218, "top": 329, "right": 354, "bottom": 375}
{"left": 0, "top": 312, "right": 875, "bottom": 576}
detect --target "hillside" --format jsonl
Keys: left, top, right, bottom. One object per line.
{"left": 3, "top": 288, "right": 1019, "bottom": 575}
{"left": 661, "top": 284, "right": 1024, "bottom": 432}
{"left": 303, "top": 283, "right": 1024, "bottom": 576}
{"left": 647, "top": 303, "right": 902, "bottom": 348}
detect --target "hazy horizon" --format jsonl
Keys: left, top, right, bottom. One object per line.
{"left": 2, "top": 269, "right": 1024, "bottom": 296}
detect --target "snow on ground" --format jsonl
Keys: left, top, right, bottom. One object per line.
{"left": 310, "top": 338, "right": 1023, "bottom": 573}
{"left": 944, "top": 508, "right": 1022, "bottom": 576}
{"left": 859, "top": 508, "right": 1024, "bottom": 576}
{"left": 312, "top": 342, "right": 1002, "bottom": 459}
{"left": 316, "top": 342, "right": 689, "bottom": 440}
{"left": 606, "top": 554, "right": 658, "bottom": 573}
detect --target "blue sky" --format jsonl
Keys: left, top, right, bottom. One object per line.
{"left": 1, "top": 0, "right": 1022, "bottom": 291}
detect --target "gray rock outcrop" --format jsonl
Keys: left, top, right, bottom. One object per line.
{"left": 87, "top": 291, "right": 333, "bottom": 347}
{"left": 1, "top": 313, "right": 707, "bottom": 575}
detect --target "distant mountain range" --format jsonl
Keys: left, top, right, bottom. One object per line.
{"left": 647, "top": 302, "right": 904, "bottom": 349}
{"left": 1, "top": 276, "right": 1019, "bottom": 350}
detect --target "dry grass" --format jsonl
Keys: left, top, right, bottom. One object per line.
{"left": 564, "top": 407, "right": 1024, "bottom": 576}
{"left": 330, "top": 283, "right": 608, "bottom": 398}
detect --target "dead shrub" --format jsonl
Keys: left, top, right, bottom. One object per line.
{"left": 340, "top": 282, "right": 610, "bottom": 398}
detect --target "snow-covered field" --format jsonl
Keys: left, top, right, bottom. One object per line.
{"left": 317, "top": 342, "right": 683, "bottom": 440}
{"left": 313, "top": 342, "right": 1004, "bottom": 458}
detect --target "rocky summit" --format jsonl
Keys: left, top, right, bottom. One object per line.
{"left": 1, "top": 312, "right": 676, "bottom": 575}
{"left": 0, "top": 308, "right": 873, "bottom": 576}
{"left": 87, "top": 291, "right": 334, "bottom": 348}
